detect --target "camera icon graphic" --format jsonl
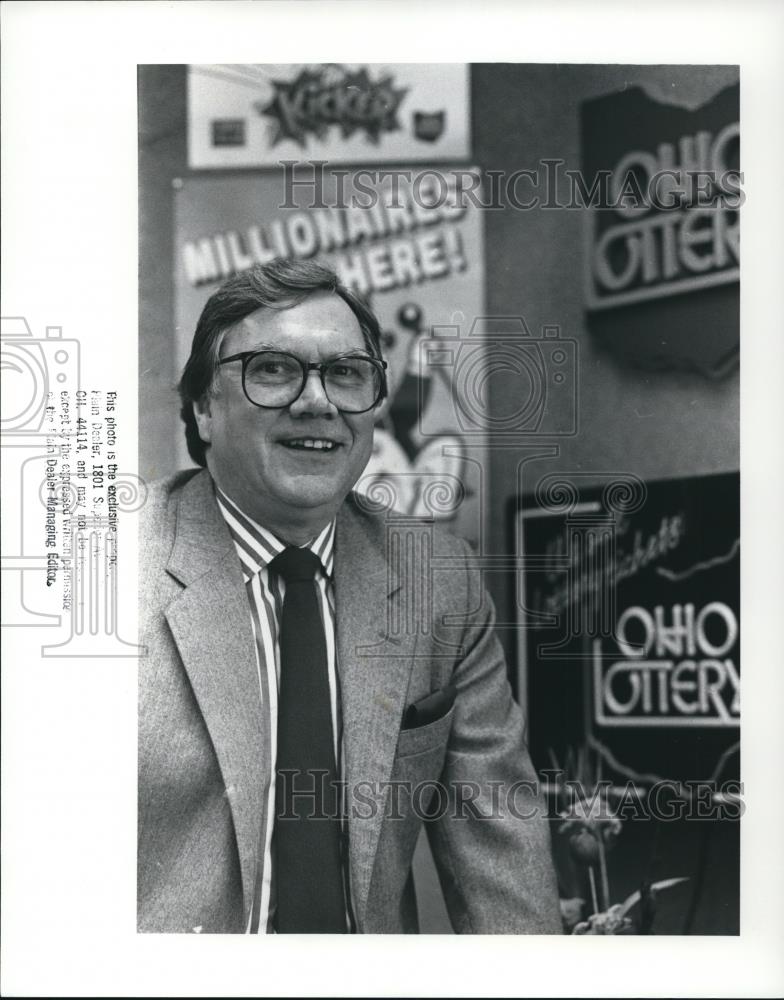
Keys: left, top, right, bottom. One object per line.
{"left": 1, "top": 317, "right": 80, "bottom": 434}
{"left": 417, "top": 316, "right": 578, "bottom": 438}
{"left": 1, "top": 317, "right": 81, "bottom": 628}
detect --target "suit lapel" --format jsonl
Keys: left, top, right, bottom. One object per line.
{"left": 161, "top": 476, "right": 419, "bottom": 929}
{"left": 163, "top": 471, "right": 267, "bottom": 922}
{"left": 335, "top": 498, "right": 417, "bottom": 928}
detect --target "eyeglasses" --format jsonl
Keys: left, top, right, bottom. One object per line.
{"left": 218, "top": 349, "right": 388, "bottom": 414}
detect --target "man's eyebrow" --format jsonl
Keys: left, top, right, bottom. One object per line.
{"left": 218, "top": 342, "right": 278, "bottom": 360}
{"left": 223, "top": 346, "right": 375, "bottom": 360}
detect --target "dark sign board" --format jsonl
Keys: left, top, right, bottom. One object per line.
{"left": 516, "top": 472, "right": 739, "bottom": 784}
{"left": 582, "top": 84, "right": 740, "bottom": 377}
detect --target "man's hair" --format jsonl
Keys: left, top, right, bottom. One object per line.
{"left": 178, "top": 259, "right": 385, "bottom": 467}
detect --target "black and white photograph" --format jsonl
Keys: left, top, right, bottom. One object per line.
{"left": 2, "top": 2, "right": 783, "bottom": 997}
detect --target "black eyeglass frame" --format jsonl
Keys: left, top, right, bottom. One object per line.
{"left": 218, "top": 349, "right": 389, "bottom": 413}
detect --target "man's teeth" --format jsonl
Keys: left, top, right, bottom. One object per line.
{"left": 282, "top": 439, "right": 338, "bottom": 451}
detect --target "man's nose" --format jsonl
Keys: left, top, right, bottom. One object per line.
{"left": 289, "top": 369, "right": 337, "bottom": 417}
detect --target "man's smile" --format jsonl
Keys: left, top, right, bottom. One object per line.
{"left": 278, "top": 436, "right": 343, "bottom": 453}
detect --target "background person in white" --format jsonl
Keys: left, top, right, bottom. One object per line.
{"left": 138, "top": 259, "right": 562, "bottom": 933}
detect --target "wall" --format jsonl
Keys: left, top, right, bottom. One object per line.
{"left": 138, "top": 65, "right": 188, "bottom": 482}
{"left": 470, "top": 64, "right": 739, "bottom": 668}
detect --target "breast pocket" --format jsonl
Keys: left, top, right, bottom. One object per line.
{"left": 394, "top": 704, "right": 456, "bottom": 761}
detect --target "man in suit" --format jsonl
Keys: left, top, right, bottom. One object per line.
{"left": 138, "top": 258, "right": 561, "bottom": 934}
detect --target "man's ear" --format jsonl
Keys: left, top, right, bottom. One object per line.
{"left": 193, "top": 394, "right": 213, "bottom": 444}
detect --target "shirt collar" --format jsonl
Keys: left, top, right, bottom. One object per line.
{"left": 214, "top": 485, "right": 335, "bottom": 584}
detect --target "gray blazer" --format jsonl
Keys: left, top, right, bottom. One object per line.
{"left": 138, "top": 468, "right": 561, "bottom": 933}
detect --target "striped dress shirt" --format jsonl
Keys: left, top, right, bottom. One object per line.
{"left": 214, "top": 485, "right": 354, "bottom": 933}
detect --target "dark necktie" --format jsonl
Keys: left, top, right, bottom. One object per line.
{"left": 269, "top": 546, "right": 346, "bottom": 933}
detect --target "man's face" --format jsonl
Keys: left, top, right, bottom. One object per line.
{"left": 194, "top": 292, "right": 377, "bottom": 538}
